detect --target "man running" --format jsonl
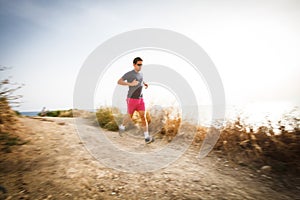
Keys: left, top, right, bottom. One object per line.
{"left": 117, "top": 57, "right": 154, "bottom": 144}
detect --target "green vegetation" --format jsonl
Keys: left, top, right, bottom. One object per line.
{"left": 38, "top": 109, "right": 73, "bottom": 117}
{"left": 14, "top": 110, "right": 21, "bottom": 116}
{"left": 95, "top": 107, "right": 121, "bottom": 131}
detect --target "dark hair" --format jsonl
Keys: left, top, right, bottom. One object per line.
{"left": 133, "top": 57, "right": 143, "bottom": 64}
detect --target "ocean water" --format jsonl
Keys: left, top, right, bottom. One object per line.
{"left": 20, "top": 111, "right": 39, "bottom": 116}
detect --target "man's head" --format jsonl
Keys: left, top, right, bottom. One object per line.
{"left": 133, "top": 57, "right": 143, "bottom": 72}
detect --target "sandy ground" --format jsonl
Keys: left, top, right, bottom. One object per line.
{"left": 0, "top": 116, "right": 299, "bottom": 200}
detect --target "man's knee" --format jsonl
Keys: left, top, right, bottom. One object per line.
{"left": 139, "top": 112, "right": 147, "bottom": 121}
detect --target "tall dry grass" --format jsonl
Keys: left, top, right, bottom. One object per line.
{"left": 0, "top": 100, "right": 25, "bottom": 153}
{"left": 94, "top": 105, "right": 300, "bottom": 174}
{"left": 0, "top": 67, "right": 26, "bottom": 152}
{"left": 211, "top": 115, "right": 300, "bottom": 174}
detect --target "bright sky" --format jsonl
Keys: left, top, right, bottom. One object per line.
{"left": 1, "top": 0, "right": 299, "bottom": 119}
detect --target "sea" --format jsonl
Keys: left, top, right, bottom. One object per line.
{"left": 20, "top": 111, "right": 39, "bottom": 116}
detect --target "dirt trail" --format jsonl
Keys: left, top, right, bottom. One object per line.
{"left": 0, "top": 116, "right": 298, "bottom": 200}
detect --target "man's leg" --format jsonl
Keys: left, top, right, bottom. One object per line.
{"left": 137, "top": 98, "right": 153, "bottom": 143}
{"left": 138, "top": 110, "right": 154, "bottom": 143}
{"left": 119, "top": 113, "right": 133, "bottom": 137}
{"left": 137, "top": 110, "right": 148, "bottom": 134}
{"left": 121, "top": 113, "right": 133, "bottom": 127}
{"left": 119, "top": 98, "right": 135, "bottom": 136}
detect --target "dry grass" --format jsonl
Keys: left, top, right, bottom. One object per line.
{"left": 0, "top": 98, "right": 27, "bottom": 152}
{"left": 94, "top": 107, "right": 122, "bottom": 131}
{"left": 0, "top": 98, "right": 18, "bottom": 132}
{"left": 200, "top": 115, "right": 300, "bottom": 174}
{"left": 92, "top": 105, "right": 300, "bottom": 174}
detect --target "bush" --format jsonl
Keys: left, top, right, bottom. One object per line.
{"left": 44, "top": 110, "right": 61, "bottom": 117}
{"left": 96, "top": 107, "right": 121, "bottom": 131}
{"left": 156, "top": 107, "right": 181, "bottom": 142}
{"left": 37, "top": 109, "right": 74, "bottom": 117}
{"left": 14, "top": 110, "right": 21, "bottom": 116}
{"left": 58, "top": 109, "right": 73, "bottom": 117}
{"left": 104, "top": 121, "right": 119, "bottom": 131}
{"left": 0, "top": 66, "right": 26, "bottom": 153}
{"left": 209, "top": 115, "right": 300, "bottom": 174}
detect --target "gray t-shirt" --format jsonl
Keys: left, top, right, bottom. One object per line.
{"left": 121, "top": 69, "right": 143, "bottom": 99}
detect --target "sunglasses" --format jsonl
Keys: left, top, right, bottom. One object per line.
{"left": 137, "top": 64, "right": 142, "bottom": 66}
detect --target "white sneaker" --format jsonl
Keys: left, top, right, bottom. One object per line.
{"left": 145, "top": 136, "right": 155, "bottom": 144}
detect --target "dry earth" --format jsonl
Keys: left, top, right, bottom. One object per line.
{"left": 0, "top": 116, "right": 299, "bottom": 200}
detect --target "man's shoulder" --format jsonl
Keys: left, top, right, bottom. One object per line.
{"left": 125, "top": 69, "right": 135, "bottom": 75}
{"left": 122, "top": 69, "right": 133, "bottom": 77}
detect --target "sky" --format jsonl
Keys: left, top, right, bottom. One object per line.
{"left": 0, "top": 0, "right": 299, "bottom": 118}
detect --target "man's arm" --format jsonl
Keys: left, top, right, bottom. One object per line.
{"left": 118, "top": 78, "right": 138, "bottom": 86}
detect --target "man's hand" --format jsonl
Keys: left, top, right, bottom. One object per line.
{"left": 118, "top": 78, "right": 139, "bottom": 86}
{"left": 143, "top": 82, "right": 148, "bottom": 89}
{"left": 128, "top": 79, "right": 139, "bottom": 86}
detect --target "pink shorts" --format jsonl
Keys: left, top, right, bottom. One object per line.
{"left": 126, "top": 98, "right": 145, "bottom": 114}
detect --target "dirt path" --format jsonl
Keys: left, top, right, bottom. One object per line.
{"left": 0, "top": 116, "right": 298, "bottom": 200}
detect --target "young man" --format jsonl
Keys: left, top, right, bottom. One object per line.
{"left": 117, "top": 57, "right": 154, "bottom": 144}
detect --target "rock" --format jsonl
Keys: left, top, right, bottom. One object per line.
{"left": 67, "top": 168, "right": 78, "bottom": 174}
{"left": 113, "top": 175, "right": 119, "bottom": 179}
{"left": 192, "top": 178, "right": 201, "bottom": 182}
{"left": 211, "top": 184, "right": 218, "bottom": 189}
{"left": 261, "top": 174, "right": 272, "bottom": 179}
{"left": 260, "top": 165, "right": 272, "bottom": 173}
{"left": 98, "top": 186, "right": 105, "bottom": 192}
{"left": 238, "top": 161, "right": 247, "bottom": 166}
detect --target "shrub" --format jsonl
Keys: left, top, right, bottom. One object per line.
{"left": 58, "top": 109, "right": 73, "bottom": 117}
{"left": 0, "top": 66, "right": 26, "bottom": 152}
{"left": 37, "top": 109, "right": 74, "bottom": 117}
{"left": 96, "top": 107, "right": 120, "bottom": 131}
{"left": 210, "top": 115, "right": 300, "bottom": 174}
{"left": 44, "top": 110, "right": 61, "bottom": 117}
